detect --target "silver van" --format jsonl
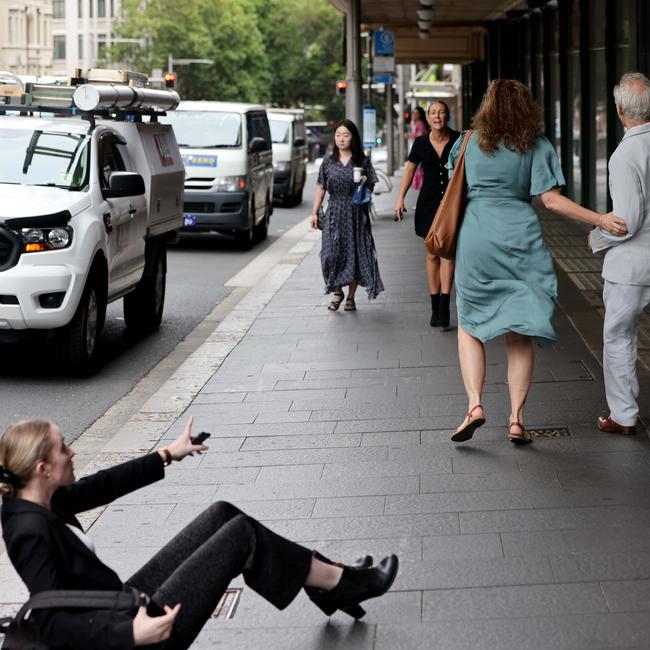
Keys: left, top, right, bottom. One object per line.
{"left": 268, "top": 109, "right": 308, "bottom": 206}
{"left": 161, "top": 101, "right": 273, "bottom": 246}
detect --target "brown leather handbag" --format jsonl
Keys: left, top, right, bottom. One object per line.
{"left": 424, "top": 129, "right": 474, "bottom": 260}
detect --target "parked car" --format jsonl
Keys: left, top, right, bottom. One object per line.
{"left": 267, "top": 109, "right": 307, "bottom": 206}
{"left": 160, "top": 101, "right": 273, "bottom": 246}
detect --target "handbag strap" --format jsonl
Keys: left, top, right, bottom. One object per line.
{"left": 13, "top": 590, "right": 145, "bottom": 625}
{"left": 456, "top": 129, "right": 473, "bottom": 162}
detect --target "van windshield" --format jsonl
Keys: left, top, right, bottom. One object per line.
{"left": 161, "top": 111, "right": 242, "bottom": 148}
{"left": 269, "top": 120, "right": 290, "bottom": 144}
{"left": 0, "top": 128, "right": 90, "bottom": 190}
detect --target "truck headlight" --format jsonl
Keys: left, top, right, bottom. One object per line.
{"left": 213, "top": 176, "right": 246, "bottom": 192}
{"left": 21, "top": 226, "right": 73, "bottom": 252}
{"left": 273, "top": 162, "right": 291, "bottom": 173}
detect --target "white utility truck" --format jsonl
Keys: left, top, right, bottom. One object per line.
{"left": 0, "top": 69, "right": 184, "bottom": 372}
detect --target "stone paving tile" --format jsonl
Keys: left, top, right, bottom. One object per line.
{"left": 394, "top": 555, "right": 554, "bottom": 590}
{"left": 501, "top": 526, "right": 650, "bottom": 557}
{"left": 551, "top": 551, "right": 650, "bottom": 583}
{"left": 264, "top": 512, "right": 459, "bottom": 542}
{"left": 159, "top": 467, "right": 261, "bottom": 485}
{"left": 199, "top": 446, "right": 386, "bottom": 468}
{"left": 216, "top": 475, "right": 420, "bottom": 501}
{"left": 193, "top": 623, "right": 376, "bottom": 650}
{"left": 422, "top": 582, "right": 608, "bottom": 621}
{"left": 256, "top": 464, "right": 323, "bottom": 483}
{"left": 321, "top": 456, "right": 451, "bottom": 479}
{"left": 240, "top": 433, "right": 362, "bottom": 451}
{"left": 422, "top": 533, "right": 503, "bottom": 561}
{"left": 300, "top": 536, "right": 423, "bottom": 563}
{"left": 334, "top": 415, "right": 462, "bottom": 433}
{"left": 311, "top": 496, "right": 386, "bottom": 518}
{"left": 600, "top": 579, "right": 650, "bottom": 612}
{"left": 420, "top": 468, "right": 560, "bottom": 493}
{"left": 460, "top": 506, "right": 650, "bottom": 534}
{"left": 360, "top": 430, "right": 421, "bottom": 446}
{"left": 374, "top": 613, "right": 650, "bottom": 650}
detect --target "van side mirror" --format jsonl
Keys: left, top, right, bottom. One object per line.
{"left": 293, "top": 137, "right": 306, "bottom": 147}
{"left": 249, "top": 137, "right": 267, "bottom": 153}
{"left": 103, "top": 172, "right": 145, "bottom": 198}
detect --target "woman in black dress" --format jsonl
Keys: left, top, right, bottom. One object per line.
{"left": 310, "top": 120, "right": 384, "bottom": 311}
{"left": 395, "top": 101, "right": 460, "bottom": 327}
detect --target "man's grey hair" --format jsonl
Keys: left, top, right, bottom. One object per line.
{"left": 613, "top": 72, "right": 650, "bottom": 121}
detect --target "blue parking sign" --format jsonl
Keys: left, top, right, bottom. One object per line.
{"left": 374, "top": 30, "right": 395, "bottom": 56}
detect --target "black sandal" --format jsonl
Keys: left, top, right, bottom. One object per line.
{"left": 451, "top": 404, "right": 485, "bottom": 442}
{"left": 344, "top": 297, "right": 356, "bottom": 311}
{"left": 328, "top": 291, "right": 344, "bottom": 311}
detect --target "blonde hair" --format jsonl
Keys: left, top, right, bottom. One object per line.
{"left": 0, "top": 419, "right": 53, "bottom": 497}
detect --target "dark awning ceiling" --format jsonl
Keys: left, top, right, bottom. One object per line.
{"left": 327, "top": 0, "right": 528, "bottom": 63}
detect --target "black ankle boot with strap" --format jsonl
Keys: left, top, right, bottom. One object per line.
{"left": 438, "top": 293, "right": 451, "bottom": 328}
{"left": 430, "top": 293, "right": 440, "bottom": 327}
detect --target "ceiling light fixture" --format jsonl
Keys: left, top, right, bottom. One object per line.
{"left": 417, "top": 20, "right": 432, "bottom": 30}
{"left": 419, "top": 0, "right": 436, "bottom": 6}
{"left": 417, "top": 9, "right": 434, "bottom": 21}
{"left": 419, "top": 29, "right": 430, "bottom": 40}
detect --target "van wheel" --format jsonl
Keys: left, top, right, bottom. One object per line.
{"left": 60, "top": 272, "right": 105, "bottom": 375}
{"left": 235, "top": 195, "right": 255, "bottom": 248}
{"left": 255, "top": 195, "right": 270, "bottom": 241}
{"left": 124, "top": 241, "right": 166, "bottom": 333}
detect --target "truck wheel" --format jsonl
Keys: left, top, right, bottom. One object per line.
{"left": 234, "top": 195, "right": 255, "bottom": 248}
{"left": 254, "top": 195, "right": 270, "bottom": 241}
{"left": 61, "top": 273, "right": 105, "bottom": 375}
{"left": 124, "top": 242, "right": 166, "bottom": 333}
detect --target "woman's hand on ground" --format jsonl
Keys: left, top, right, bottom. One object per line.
{"left": 599, "top": 212, "right": 628, "bottom": 236}
{"left": 394, "top": 199, "right": 406, "bottom": 221}
{"left": 310, "top": 213, "right": 319, "bottom": 229}
{"left": 167, "top": 416, "right": 208, "bottom": 461}
{"left": 133, "top": 603, "right": 180, "bottom": 646}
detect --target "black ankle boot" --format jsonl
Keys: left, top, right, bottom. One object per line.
{"left": 430, "top": 293, "right": 440, "bottom": 327}
{"left": 438, "top": 293, "right": 451, "bottom": 328}
{"left": 306, "top": 555, "right": 399, "bottom": 618}
{"left": 305, "top": 553, "right": 374, "bottom": 619}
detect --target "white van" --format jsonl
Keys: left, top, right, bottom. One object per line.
{"left": 268, "top": 109, "right": 308, "bottom": 206}
{"left": 160, "top": 101, "right": 273, "bottom": 246}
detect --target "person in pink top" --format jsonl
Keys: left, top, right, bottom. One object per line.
{"left": 410, "top": 107, "right": 428, "bottom": 190}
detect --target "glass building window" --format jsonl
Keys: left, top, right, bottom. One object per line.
{"left": 98, "top": 0, "right": 106, "bottom": 18}
{"left": 53, "top": 34, "right": 66, "bottom": 59}
{"left": 78, "top": 35, "right": 84, "bottom": 59}
{"left": 89, "top": 0, "right": 94, "bottom": 18}
{"left": 78, "top": 0, "right": 83, "bottom": 18}
{"left": 53, "top": 0, "right": 65, "bottom": 19}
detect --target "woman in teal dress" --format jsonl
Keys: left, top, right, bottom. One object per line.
{"left": 448, "top": 80, "right": 628, "bottom": 445}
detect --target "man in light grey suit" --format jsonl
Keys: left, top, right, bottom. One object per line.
{"left": 590, "top": 72, "right": 650, "bottom": 434}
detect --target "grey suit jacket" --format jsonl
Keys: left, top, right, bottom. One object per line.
{"left": 592, "top": 122, "right": 650, "bottom": 285}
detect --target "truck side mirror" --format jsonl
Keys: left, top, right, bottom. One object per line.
{"left": 249, "top": 137, "right": 266, "bottom": 154}
{"left": 293, "top": 137, "right": 306, "bottom": 148}
{"left": 103, "top": 172, "right": 145, "bottom": 198}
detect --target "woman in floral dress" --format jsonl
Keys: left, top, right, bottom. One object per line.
{"left": 310, "top": 120, "right": 384, "bottom": 311}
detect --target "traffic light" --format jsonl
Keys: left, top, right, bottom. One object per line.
{"left": 336, "top": 80, "right": 347, "bottom": 96}
{"left": 404, "top": 109, "right": 411, "bottom": 121}
{"left": 164, "top": 71, "right": 177, "bottom": 89}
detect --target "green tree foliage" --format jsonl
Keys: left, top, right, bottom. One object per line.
{"left": 108, "top": 0, "right": 345, "bottom": 117}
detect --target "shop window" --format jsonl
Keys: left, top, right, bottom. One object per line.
{"left": 53, "top": 34, "right": 66, "bottom": 60}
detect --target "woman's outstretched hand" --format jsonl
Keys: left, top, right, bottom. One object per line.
{"left": 133, "top": 602, "right": 181, "bottom": 646}
{"left": 599, "top": 212, "right": 628, "bottom": 236}
{"left": 167, "top": 416, "right": 209, "bottom": 462}
{"left": 394, "top": 199, "right": 406, "bottom": 221}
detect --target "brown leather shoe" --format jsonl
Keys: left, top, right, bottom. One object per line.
{"left": 597, "top": 415, "right": 636, "bottom": 435}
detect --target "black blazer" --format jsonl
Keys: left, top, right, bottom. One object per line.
{"left": 1, "top": 453, "right": 165, "bottom": 650}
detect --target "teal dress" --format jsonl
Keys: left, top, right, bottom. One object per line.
{"left": 447, "top": 132, "right": 565, "bottom": 343}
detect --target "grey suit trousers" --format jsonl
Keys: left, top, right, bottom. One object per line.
{"left": 603, "top": 280, "right": 650, "bottom": 425}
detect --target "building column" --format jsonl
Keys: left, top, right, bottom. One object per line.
{"left": 386, "top": 82, "right": 394, "bottom": 176}
{"left": 345, "top": 0, "right": 363, "bottom": 133}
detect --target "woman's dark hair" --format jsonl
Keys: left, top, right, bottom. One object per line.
{"left": 413, "top": 106, "right": 427, "bottom": 124}
{"left": 472, "top": 79, "right": 542, "bottom": 154}
{"left": 332, "top": 119, "right": 365, "bottom": 166}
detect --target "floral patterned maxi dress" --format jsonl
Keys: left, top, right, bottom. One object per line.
{"left": 317, "top": 155, "right": 384, "bottom": 300}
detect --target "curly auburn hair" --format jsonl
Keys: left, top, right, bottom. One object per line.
{"left": 471, "top": 79, "right": 543, "bottom": 154}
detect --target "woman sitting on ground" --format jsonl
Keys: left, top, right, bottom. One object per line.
{"left": 0, "top": 417, "right": 398, "bottom": 650}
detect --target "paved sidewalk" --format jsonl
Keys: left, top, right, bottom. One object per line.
{"left": 3, "top": 175, "right": 650, "bottom": 649}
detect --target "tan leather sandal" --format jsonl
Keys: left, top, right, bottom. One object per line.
{"left": 451, "top": 404, "right": 485, "bottom": 442}
{"left": 508, "top": 420, "right": 532, "bottom": 445}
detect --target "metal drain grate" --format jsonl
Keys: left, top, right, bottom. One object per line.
{"left": 211, "top": 588, "right": 242, "bottom": 619}
{"left": 528, "top": 427, "right": 570, "bottom": 438}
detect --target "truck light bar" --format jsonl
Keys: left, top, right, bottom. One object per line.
{"left": 73, "top": 85, "right": 180, "bottom": 112}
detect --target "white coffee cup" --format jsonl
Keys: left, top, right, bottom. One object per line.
{"left": 353, "top": 167, "right": 362, "bottom": 183}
